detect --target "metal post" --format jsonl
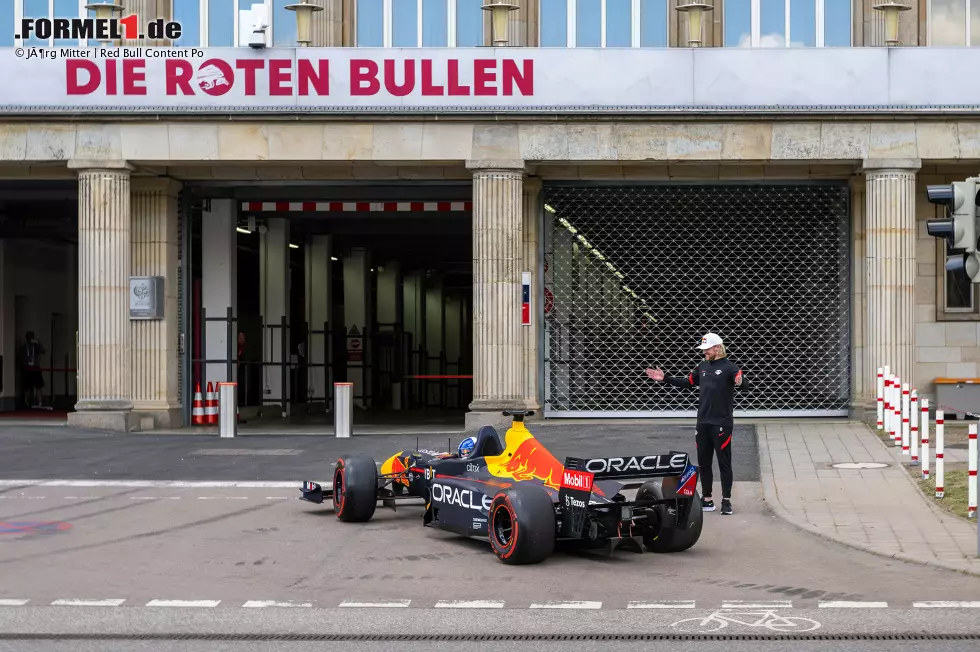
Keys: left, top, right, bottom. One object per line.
{"left": 226, "top": 306, "right": 234, "bottom": 384}
{"left": 281, "top": 315, "right": 288, "bottom": 418}
{"left": 218, "top": 382, "right": 238, "bottom": 438}
{"left": 335, "top": 382, "right": 353, "bottom": 438}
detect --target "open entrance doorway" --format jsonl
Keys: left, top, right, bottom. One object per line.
{"left": 186, "top": 185, "right": 473, "bottom": 430}
{"left": 0, "top": 181, "right": 78, "bottom": 420}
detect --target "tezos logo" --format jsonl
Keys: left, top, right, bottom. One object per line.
{"left": 17, "top": 15, "right": 182, "bottom": 42}
{"left": 564, "top": 495, "right": 586, "bottom": 509}
{"left": 431, "top": 483, "right": 492, "bottom": 511}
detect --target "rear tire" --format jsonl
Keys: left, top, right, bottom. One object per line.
{"left": 487, "top": 483, "right": 556, "bottom": 565}
{"left": 333, "top": 455, "right": 378, "bottom": 522}
{"left": 636, "top": 480, "right": 703, "bottom": 553}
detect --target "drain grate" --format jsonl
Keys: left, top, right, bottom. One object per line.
{"left": 2, "top": 633, "right": 979, "bottom": 642}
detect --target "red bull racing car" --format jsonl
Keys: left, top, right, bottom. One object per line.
{"left": 299, "top": 410, "right": 703, "bottom": 565}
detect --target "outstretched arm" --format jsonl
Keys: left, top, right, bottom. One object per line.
{"left": 646, "top": 367, "right": 699, "bottom": 389}
{"left": 733, "top": 367, "right": 748, "bottom": 391}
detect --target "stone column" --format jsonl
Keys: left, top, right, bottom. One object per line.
{"left": 849, "top": 173, "right": 869, "bottom": 417}
{"left": 67, "top": 161, "right": 136, "bottom": 432}
{"left": 863, "top": 158, "right": 920, "bottom": 405}
{"left": 311, "top": 0, "right": 344, "bottom": 46}
{"left": 130, "top": 178, "right": 181, "bottom": 428}
{"left": 522, "top": 177, "right": 542, "bottom": 414}
{"left": 120, "top": 0, "right": 172, "bottom": 46}
{"left": 465, "top": 160, "right": 525, "bottom": 432}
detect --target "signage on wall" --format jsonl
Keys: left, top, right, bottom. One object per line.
{"left": 129, "top": 276, "right": 164, "bottom": 320}
{"left": 521, "top": 272, "right": 531, "bottom": 326}
{"left": 2, "top": 46, "right": 980, "bottom": 112}
{"left": 346, "top": 325, "right": 363, "bottom": 363}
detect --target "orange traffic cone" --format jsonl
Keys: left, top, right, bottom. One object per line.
{"left": 192, "top": 384, "right": 205, "bottom": 425}
{"left": 206, "top": 381, "right": 218, "bottom": 424}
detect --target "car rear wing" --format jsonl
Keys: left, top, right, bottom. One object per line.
{"left": 557, "top": 453, "right": 699, "bottom": 538}
{"left": 562, "top": 452, "right": 692, "bottom": 480}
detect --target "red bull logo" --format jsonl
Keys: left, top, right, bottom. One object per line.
{"left": 503, "top": 438, "right": 565, "bottom": 489}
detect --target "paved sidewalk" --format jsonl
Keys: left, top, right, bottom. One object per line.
{"left": 758, "top": 421, "right": 980, "bottom": 577}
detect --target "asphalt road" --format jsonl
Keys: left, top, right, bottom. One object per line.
{"left": 2, "top": 422, "right": 979, "bottom": 650}
{"left": 0, "top": 423, "right": 760, "bottom": 483}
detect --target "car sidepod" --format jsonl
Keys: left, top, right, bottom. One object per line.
{"left": 425, "top": 476, "right": 494, "bottom": 537}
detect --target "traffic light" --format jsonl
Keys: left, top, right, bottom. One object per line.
{"left": 926, "top": 178, "right": 980, "bottom": 282}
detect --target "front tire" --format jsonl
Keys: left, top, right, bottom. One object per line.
{"left": 487, "top": 483, "right": 556, "bottom": 565}
{"left": 636, "top": 480, "right": 703, "bottom": 553}
{"left": 333, "top": 455, "right": 378, "bottom": 522}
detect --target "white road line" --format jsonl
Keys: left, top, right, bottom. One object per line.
{"left": 434, "top": 600, "right": 505, "bottom": 609}
{"left": 51, "top": 599, "right": 126, "bottom": 607}
{"left": 721, "top": 601, "right": 794, "bottom": 609}
{"left": 529, "top": 601, "right": 602, "bottom": 609}
{"left": 339, "top": 600, "right": 411, "bottom": 608}
{"left": 627, "top": 601, "right": 696, "bottom": 609}
{"left": 0, "top": 480, "right": 306, "bottom": 488}
{"left": 145, "top": 600, "right": 221, "bottom": 607}
{"left": 242, "top": 601, "right": 312, "bottom": 608}
{"left": 0, "top": 600, "right": 29, "bottom": 606}
{"left": 913, "top": 601, "right": 980, "bottom": 608}
{"left": 818, "top": 601, "right": 888, "bottom": 608}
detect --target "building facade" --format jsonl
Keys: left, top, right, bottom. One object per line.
{"left": 0, "top": 0, "right": 978, "bottom": 432}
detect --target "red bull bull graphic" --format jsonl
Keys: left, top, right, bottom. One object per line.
{"left": 380, "top": 452, "right": 410, "bottom": 487}
{"left": 483, "top": 423, "right": 605, "bottom": 497}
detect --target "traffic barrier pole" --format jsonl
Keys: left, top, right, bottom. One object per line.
{"left": 893, "top": 376, "right": 902, "bottom": 447}
{"left": 921, "top": 398, "right": 930, "bottom": 481}
{"left": 876, "top": 367, "right": 885, "bottom": 430}
{"left": 910, "top": 389, "right": 919, "bottom": 466}
{"left": 884, "top": 372, "right": 893, "bottom": 438}
{"left": 936, "top": 410, "right": 945, "bottom": 499}
{"left": 218, "top": 382, "right": 237, "bottom": 439}
{"left": 969, "top": 424, "right": 977, "bottom": 519}
{"left": 335, "top": 382, "right": 352, "bottom": 438}
{"left": 902, "top": 383, "right": 910, "bottom": 455}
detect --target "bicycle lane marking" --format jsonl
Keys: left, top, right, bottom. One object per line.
{"left": 669, "top": 609, "right": 822, "bottom": 634}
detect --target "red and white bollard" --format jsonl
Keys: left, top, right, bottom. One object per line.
{"left": 910, "top": 389, "right": 919, "bottom": 466}
{"left": 936, "top": 410, "right": 945, "bottom": 499}
{"left": 969, "top": 424, "right": 977, "bottom": 519}
{"left": 876, "top": 367, "right": 884, "bottom": 430}
{"left": 893, "top": 377, "right": 902, "bottom": 448}
{"left": 901, "top": 383, "right": 910, "bottom": 455}
{"left": 884, "top": 370, "right": 892, "bottom": 437}
{"left": 920, "top": 398, "right": 930, "bottom": 480}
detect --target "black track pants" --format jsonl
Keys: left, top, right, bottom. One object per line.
{"left": 695, "top": 423, "right": 733, "bottom": 499}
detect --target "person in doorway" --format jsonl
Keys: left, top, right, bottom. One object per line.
{"left": 644, "top": 332, "right": 747, "bottom": 515}
{"left": 20, "top": 331, "right": 45, "bottom": 408}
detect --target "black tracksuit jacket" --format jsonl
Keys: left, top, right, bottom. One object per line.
{"left": 661, "top": 357, "right": 748, "bottom": 427}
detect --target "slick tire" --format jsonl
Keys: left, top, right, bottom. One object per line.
{"left": 488, "top": 484, "right": 556, "bottom": 565}
{"left": 333, "top": 455, "right": 378, "bottom": 523}
{"left": 636, "top": 480, "right": 703, "bottom": 553}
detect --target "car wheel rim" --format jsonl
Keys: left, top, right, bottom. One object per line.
{"left": 492, "top": 505, "right": 513, "bottom": 548}
{"left": 333, "top": 467, "right": 345, "bottom": 514}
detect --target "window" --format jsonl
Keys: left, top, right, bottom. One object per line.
{"left": 724, "top": 0, "right": 851, "bottom": 47}
{"left": 1, "top": 1, "right": 13, "bottom": 47}
{"left": 355, "top": 0, "right": 485, "bottom": 46}
{"left": 172, "top": 0, "right": 201, "bottom": 47}
{"left": 539, "top": 0, "right": 668, "bottom": 47}
{"left": 16, "top": 0, "right": 86, "bottom": 47}
{"left": 929, "top": 0, "right": 980, "bottom": 45}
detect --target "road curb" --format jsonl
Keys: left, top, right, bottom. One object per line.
{"left": 756, "top": 425, "right": 980, "bottom": 579}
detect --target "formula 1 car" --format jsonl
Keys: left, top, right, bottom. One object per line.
{"left": 299, "top": 410, "right": 703, "bottom": 565}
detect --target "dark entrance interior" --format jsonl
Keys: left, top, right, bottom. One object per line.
{"left": 186, "top": 183, "right": 474, "bottom": 427}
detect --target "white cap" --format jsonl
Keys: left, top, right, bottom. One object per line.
{"left": 697, "top": 332, "right": 724, "bottom": 350}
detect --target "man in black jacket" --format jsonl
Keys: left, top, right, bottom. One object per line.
{"left": 645, "top": 332, "right": 747, "bottom": 515}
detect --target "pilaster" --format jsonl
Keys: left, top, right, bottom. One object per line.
{"left": 863, "top": 158, "right": 920, "bottom": 407}
{"left": 522, "top": 176, "right": 543, "bottom": 414}
{"left": 311, "top": 0, "right": 344, "bottom": 46}
{"left": 130, "top": 177, "right": 182, "bottom": 428}
{"left": 465, "top": 159, "right": 525, "bottom": 433}
{"left": 67, "top": 161, "right": 137, "bottom": 432}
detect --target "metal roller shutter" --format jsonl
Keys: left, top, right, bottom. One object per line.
{"left": 542, "top": 182, "right": 851, "bottom": 418}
